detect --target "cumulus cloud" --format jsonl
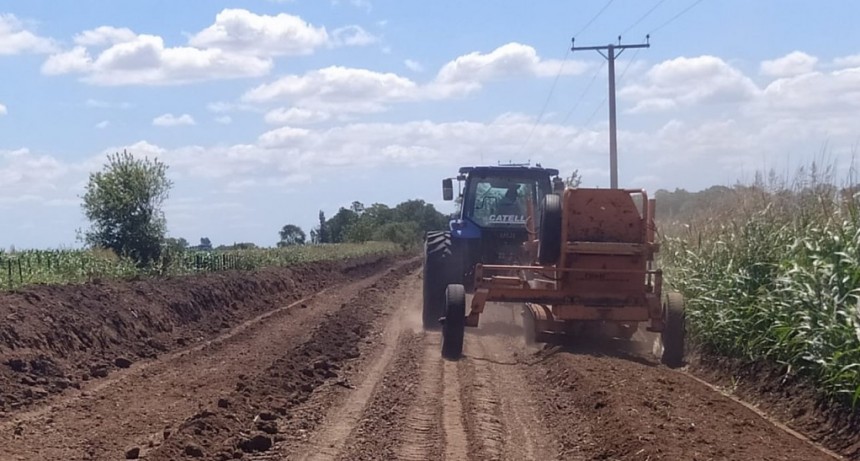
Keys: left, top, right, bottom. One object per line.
{"left": 215, "top": 115, "right": 233, "bottom": 125}
{"left": 243, "top": 66, "right": 418, "bottom": 113}
{"left": 152, "top": 113, "right": 196, "bottom": 127}
{"left": 0, "top": 103, "right": 6, "bottom": 116}
{"left": 834, "top": 54, "right": 860, "bottom": 69}
{"left": 243, "top": 43, "right": 590, "bottom": 114}
{"left": 434, "top": 42, "right": 589, "bottom": 90}
{"left": 95, "top": 120, "right": 109, "bottom": 129}
{"left": 0, "top": 13, "right": 57, "bottom": 55}
{"left": 621, "top": 55, "right": 759, "bottom": 113}
{"left": 41, "top": 9, "right": 377, "bottom": 86}
{"left": 760, "top": 51, "right": 817, "bottom": 77}
{"left": 264, "top": 107, "right": 330, "bottom": 125}
{"left": 188, "top": 9, "right": 329, "bottom": 56}
{"left": 0, "top": 148, "right": 69, "bottom": 197}
{"left": 42, "top": 33, "right": 272, "bottom": 85}
{"left": 73, "top": 26, "right": 136, "bottom": 47}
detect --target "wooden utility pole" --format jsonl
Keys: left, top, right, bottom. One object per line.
{"left": 571, "top": 36, "right": 650, "bottom": 189}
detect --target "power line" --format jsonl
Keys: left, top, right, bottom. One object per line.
{"left": 649, "top": 0, "right": 706, "bottom": 35}
{"left": 573, "top": 0, "right": 616, "bottom": 38}
{"left": 620, "top": 0, "right": 667, "bottom": 37}
{"left": 560, "top": 59, "right": 606, "bottom": 126}
{"left": 520, "top": 48, "right": 570, "bottom": 151}
{"left": 520, "top": 0, "right": 617, "bottom": 151}
{"left": 570, "top": 39, "right": 650, "bottom": 188}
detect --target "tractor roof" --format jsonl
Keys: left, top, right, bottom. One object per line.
{"left": 458, "top": 165, "right": 559, "bottom": 177}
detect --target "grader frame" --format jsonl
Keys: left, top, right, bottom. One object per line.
{"left": 440, "top": 187, "right": 685, "bottom": 366}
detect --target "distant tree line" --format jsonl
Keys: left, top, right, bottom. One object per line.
{"left": 303, "top": 200, "right": 449, "bottom": 249}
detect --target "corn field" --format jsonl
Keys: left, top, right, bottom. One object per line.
{"left": 662, "top": 166, "right": 860, "bottom": 407}
{"left": 0, "top": 242, "right": 400, "bottom": 291}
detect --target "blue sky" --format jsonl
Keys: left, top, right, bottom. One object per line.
{"left": 2, "top": 0, "right": 860, "bottom": 249}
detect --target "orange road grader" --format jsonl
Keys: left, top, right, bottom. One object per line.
{"left": 423, "top": 170, "right": 685, "bottom": 365}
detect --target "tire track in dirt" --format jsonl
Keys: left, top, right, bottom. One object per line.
{"left": 396, "top": 342, "right": 444, "bottom": 461}
{"left": 463, "top": 303, "right": 561, "bottom": 461}
{"left": 441, "top": 356, "right": 470, "bottom": 460}
{"left": 144, "top": 262, "right": 420, "bottom": 461}
{"left": 286, "top": 274, "right": 427, "bottom": 461}
{"left": 459, "top": 353, "right": 505, "bottom": 460}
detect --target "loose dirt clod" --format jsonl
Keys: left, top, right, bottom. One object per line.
{"left": 238, "top": 434, "right": 272, "bottom": 452}
{"left": 184, "top": 443, "right": 204, "bottom": 457}
{"left": 124, "top": 446, "right": 140, "bottom": 459}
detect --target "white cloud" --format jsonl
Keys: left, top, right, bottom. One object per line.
{"left": 41, "top": 46, "right": 93, "bottom": 75}
{"left": 0, "top": 103, "right": 6, "bottom": 116}
{"left": 264, "top": 107, "right": 330, "bottom": 125}
{"left": 404, "top": 59, "right": 424, "bottom": 72}
{"left": 435, "top": 42, "right": 589, "bottom": 88}
{"left": 152, "top": 113, "right": 196, "bottom": 127}
{"left": 0, "top": 148, "right": 69, "bottom": 199}
{"left": 243, "top": 42, "right": 590, "bottom": 114}
{"left": 760, "top": 51, "right": 817, "bottom": 77}
{"left": 43, "top": 33, "right": 272, "bottom": 85}
{"left": 331, "top": 26, "right": 378, "bottom": 47}
{"left": 95, "top": 120, "right": 110, "bottom": 129}
{"left": 834, "top": 54, "right": 860, "bottom": 69}
{"left": 215, "top": 115, "right": 233, "bottom": 124}
{"left": 751, "top": 67, "right": 860, "bottom": 131}
{"left": 188, "top": 9, "right": 329, "bottom": 56}
{"left": 0, "top": 13, "right": 57, "bottom": 55}
{"left": 73, "top": 26, "right": 136, "bottom": 47}
{"left": 243, "top": 66, "right": 417, "bottom": 113}
{"left": 621, "top": 55, "right": 759, "bottom": 113}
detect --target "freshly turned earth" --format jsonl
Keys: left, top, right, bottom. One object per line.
{"left": 0, "top": 255, "right": 855, "bottom": 460}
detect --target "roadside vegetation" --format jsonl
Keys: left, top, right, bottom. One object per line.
{"left": 2, "top": 150, "right": 446, "bottom": 290}
{"left": 659, "top": 164, "right": 860, "bottom": 407}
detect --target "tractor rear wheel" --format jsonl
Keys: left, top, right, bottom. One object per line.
{"left": 538, "top": 194, "right": 562, "bottom": 265}
{"left": 441, "top": 284, "right": 466, "bottom": 360}
{"left": 422, "top": 231, "right": 456, "bottom": 330}
{"left": 661, "top": 292, "right": 686, "bottom": 368}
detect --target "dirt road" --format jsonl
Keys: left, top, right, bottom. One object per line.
{"left": 0, "top": 260, "right": 846, "bottom": 460}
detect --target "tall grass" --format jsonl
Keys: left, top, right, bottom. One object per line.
{"left": 0, "top": 242, "right": 400, "bottom": 291}
{"left": 662, "top": 164, "right": 860, "bottom": 406}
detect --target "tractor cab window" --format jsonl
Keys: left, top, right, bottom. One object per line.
{"left": 465, "top": 177, "right": 544, "bottom": 227}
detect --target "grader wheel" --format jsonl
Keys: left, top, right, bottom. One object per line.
{"left": 441, "top": 284, "right": 466, "bottom": 360}
{"left": 537, "top": 194, "right": 562, "bottom": 265}
{"left": 660, "top": 292, "right": 686, "bottom": 368}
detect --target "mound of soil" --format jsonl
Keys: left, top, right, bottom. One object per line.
{"left": 689, "top": 353, "right": 860, "bottom": 459}
{"left": 0, "top": 255, "right": 398, "bottom": 414}
{"left": 144, "top": 262, "right": 417, "bottom": 461}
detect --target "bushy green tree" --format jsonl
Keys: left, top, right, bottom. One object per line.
{"left": 82, "top": 150, "right": 172, "bottom": 267}
{"left": 278, "top": 224, "right": 306, "bottom": 246}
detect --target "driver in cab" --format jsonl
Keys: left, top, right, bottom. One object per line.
{"left": 496, "top": 185, "right": 524, "bottom": 218}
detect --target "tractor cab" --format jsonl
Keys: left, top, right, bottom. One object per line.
{"left": 421, "top": 164, "right": 561, "bottom": 329}
{"left": 443, "top": 165, "right": 561, "bottom": 266}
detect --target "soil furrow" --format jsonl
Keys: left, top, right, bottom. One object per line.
{"left": 0, "top": 258, "right": 416, "bottom": 461}
{"left": 290, "top": 276, "right": 424, "bottom": 461}
{"left": 459, "top": 355, "right": 505, "bottom": 460}
{"left": 330, "top": 332, "right": 424, "bottom": 460}
{"left": 441, "top": 356, "right": 470, "bottom": 460}
{"left": 396, "top": 344, "right": 445, "bottom": 461}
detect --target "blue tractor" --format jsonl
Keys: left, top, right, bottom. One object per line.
{"left": 422, "top": 165, "right": 562, "bottom": 352}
